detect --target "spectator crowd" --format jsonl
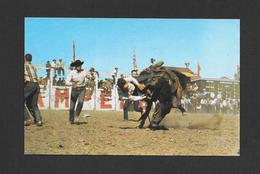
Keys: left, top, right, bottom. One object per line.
{"left": 38, "top": 58, "right": 67, "bottom": 86}
{"left": 182, "top": 83, "right": 240, "bottom": 115}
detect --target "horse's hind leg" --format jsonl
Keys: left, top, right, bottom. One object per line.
{"left": 172, "top": 96, "right": 186, "bottom": 114}
{"left": 178, "top": 105, "right": 186, "bottom": 114}
{"left": 151, "top": 101, "right": 172, "bottom": 126}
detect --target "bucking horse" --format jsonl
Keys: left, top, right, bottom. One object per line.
{"left": 136, "top": 61, "right": 194, "bottom": 130}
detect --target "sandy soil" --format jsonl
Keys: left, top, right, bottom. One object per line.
{"left": 24, "top": 110, "right": 240, "bottom": 156}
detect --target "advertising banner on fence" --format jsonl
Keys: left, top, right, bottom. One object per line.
{"left": 38, "top": 85, "right": 124, "bottom": 111}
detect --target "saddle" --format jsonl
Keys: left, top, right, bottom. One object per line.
{"left": 137, "top": 64, "right": 181, "bottom": 95}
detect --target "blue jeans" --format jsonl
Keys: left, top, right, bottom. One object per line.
{"left": 69, "top": 87, "right": 86, "bottom": 122}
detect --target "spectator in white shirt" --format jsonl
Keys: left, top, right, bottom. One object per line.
{"left": 51, "top": 59, "right": 58, "bottom": 76}
{"left": 58, "top": 59, "right": 65, "bottom": 77}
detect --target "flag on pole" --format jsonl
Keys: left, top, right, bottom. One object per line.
{"left": 197, "top": 63, "right": 201, "bottom": 79}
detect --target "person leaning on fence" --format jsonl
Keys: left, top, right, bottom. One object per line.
{"left": 66, "top": 60, "right": 94, "bottom": 125}
{"left": 117, "top": 74, "right": 146, "bottom": 121}
{"left": 24, "top": 53, "right": 43, "bottom": 127}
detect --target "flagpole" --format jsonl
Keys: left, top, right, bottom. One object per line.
{"left": 48, "top": 68, "right": 52, "bottom": 109}
{"left": 94, "top": 73, "right": 98, "bottom": 111}
{"left": 73, "top": 40, "right": 76, "bottom": 62}
{"left": 197, "top": 62, "right": 201, "bottom": 80}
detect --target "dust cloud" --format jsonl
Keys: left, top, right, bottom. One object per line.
{"left": 161, "top": 113, "right": 223, "bottom": 130}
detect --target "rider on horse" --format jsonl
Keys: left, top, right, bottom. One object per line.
{"left": 117, "top": 73, "right": 146, "bottom": 120}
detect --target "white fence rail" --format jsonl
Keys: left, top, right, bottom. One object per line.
{"left": 38, "top": 83, "right": 124, "bottom": 111}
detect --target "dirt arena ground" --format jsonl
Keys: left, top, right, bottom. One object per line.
{"left": 24, "top": 110, "right": 240, "bottom": 156}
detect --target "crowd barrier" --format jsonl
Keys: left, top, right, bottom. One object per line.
{"left": 38, "top": 85, "right": 125, "bottom": 111}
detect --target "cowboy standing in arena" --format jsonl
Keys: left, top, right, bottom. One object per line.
{"left": 117, "top": 71, "right": 146, "bottom": 120}
{"left": 66, "top": 60, "right": 94, "bottom": 124}
{"left": 24, "top": 53, "right": 43, "bottom": 126}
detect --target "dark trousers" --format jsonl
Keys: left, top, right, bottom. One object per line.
{"left": 46, "top": 69, "right": 50, "bottom": 79}
{"left": 24, "top": 82, "right": 42, "bottom": 122}
{"left": 123, "top": 99, "right": 142, "bottom": 120}
{"left": 69, "top": 87, "right": 86, "bottom": 122}
{"left": 58, "top": 67, "right": 65, "bottom": 76}
{"left": 24, "top": 104, "right": 32, "bottom": 121}
{"left": 24, "top": 97, "right": 36, "bottom": 121}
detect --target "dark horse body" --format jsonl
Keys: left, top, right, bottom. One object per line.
{"left": 137, "top": 63, "right": 191, "bottom": 129}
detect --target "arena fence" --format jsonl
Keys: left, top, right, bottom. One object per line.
{"left": 38, "top": 81, "right": 125, "bottom": 111}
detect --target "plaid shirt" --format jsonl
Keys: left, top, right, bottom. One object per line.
{"left": 24, "top": 62, "right": 38, "bottom": 83}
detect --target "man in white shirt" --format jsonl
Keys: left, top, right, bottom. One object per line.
{"left": 66, "top": 60, "right": 93, "bottom": 124}
{"left": 200, "top": 97, "right": 207, "bottom": 113}
{"left": 222, "top": 99, "right": 227, "bottom": 114}
{"left": 117, "top": 73, "right": 146, "bottom": 120}
{"left": 58, "top": 58, "right": 65, "bottom": 77}
{"left": 192, "top": 83, "right": 199, "bottom": 92}
{"left": 51, "top": 59, "right": 58, "bottom": 77}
